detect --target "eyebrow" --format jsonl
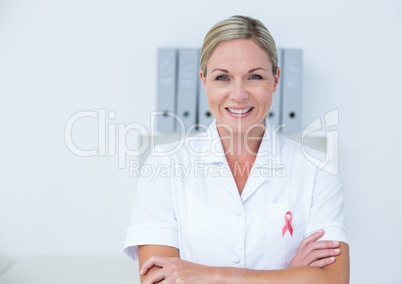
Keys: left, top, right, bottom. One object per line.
{"left": 211, "top": 67, "right": 267, "bottom": 74}
{"left": 248, "top": 67, "right": 267, "bottom": 73}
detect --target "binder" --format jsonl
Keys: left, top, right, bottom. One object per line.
{"left": 197, "top": 76, "right": 214, "bottom": 131}
{"left": 156, "top": 48, "right": 178, "bottom": 132}
{"left": 280, "top": 49, "right": 302, "bottom": 134}
{"left": 176, "top": 48, "right": 200, "bottom": 131}
{"left": 267, "top": 48, "right": 283, "bottom": 128}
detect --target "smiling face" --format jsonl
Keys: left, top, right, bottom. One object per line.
{"left": 200, "top": 38, "right": 280, "bottom": 134}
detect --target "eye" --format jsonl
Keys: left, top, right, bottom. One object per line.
{"left": 249, "top": 74, "right": 263, "bottom": 80}
{"left": 215, "top": 75, "right": 230, "bottom": 81}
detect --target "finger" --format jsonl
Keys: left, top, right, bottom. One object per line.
{"left": 311, "top": 240, "right": 340, "bottom": 250}
{"left": 306, "top": 230, "right": 326, "bottom": 243}
{"left": 141, "top": 256, "right": 169, "bottom": 275}
{"left": 302, "top": 240, "right": 339, "bottom": 258}
{"left": 143, "top": 268, "right": 168, "bottom": 284}
{"left": 310, "top": 256, "right": 336, "bottom": 268}
{"left": 301, "top": 241, "right": 340, "bottom": 259}
{"left": 297, "top": 230, "right": 326, "bottom": 253}
{"left": 303, "top": 248, "right": 341, "bottom": 264}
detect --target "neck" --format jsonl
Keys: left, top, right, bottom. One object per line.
{"left": 217, "top": 121, "right": 266, "bottom": 158}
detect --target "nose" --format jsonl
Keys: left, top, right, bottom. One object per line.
{"left": 229, "top": 80, "right": 248, "bottom": 102}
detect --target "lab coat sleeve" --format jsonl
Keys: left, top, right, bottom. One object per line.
{"left": 305, "top": 160, "right": 348, "bottom": 244}
{"left": 123, "top": 146, "right": 178, "bottom": 260}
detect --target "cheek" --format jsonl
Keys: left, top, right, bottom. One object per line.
{"left": 206, "top": 86, "right": 226, "bottom": 106}
{"left": 254, "top": 88, "right": 273, "bottom": 107}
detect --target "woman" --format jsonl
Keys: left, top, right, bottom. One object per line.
{"left": 124, "top": 15, "right": 349, "bottom": 283}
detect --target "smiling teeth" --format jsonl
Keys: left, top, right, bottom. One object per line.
{"left": 227, "top": 107, "right": 252, "bottom": 114}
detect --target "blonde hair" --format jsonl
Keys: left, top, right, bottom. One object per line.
{"left": 200, "top": 15, "right": 278, "bottom": 76}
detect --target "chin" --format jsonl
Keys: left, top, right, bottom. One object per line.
{"left": 216, "top": 118, "right": 263, "bottom": 134}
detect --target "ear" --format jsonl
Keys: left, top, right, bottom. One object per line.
{"left": 199, "top": 71, "right": 206, "bottom": 88}
{"left": 272, "top": 67, "right": 281, "bottom": 93}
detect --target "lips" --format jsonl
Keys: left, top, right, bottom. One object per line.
{"left": 226, "top": 107, "right": 253, "bottom": 114}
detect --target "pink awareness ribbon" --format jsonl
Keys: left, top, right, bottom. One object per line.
{"left": 282, "top": 211, "right": 293, "bottom": 237}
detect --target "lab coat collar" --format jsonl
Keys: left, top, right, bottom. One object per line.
{"left": 200, "top": 118, "right": 282, "bottom": 167}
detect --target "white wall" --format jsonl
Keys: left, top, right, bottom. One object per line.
{"left": 0, "top": 0, "right": 401, "bottom": 283}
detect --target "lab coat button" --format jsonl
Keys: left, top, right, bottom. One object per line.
{"left": 234, "top": 208, "right": 243, "bottom": 216}
{"left": 232, "top": 254, "right": 241, "bottom": 264}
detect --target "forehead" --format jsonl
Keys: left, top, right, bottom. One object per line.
{"left": 208, "top": 38, "right": 271, "bottom": 69}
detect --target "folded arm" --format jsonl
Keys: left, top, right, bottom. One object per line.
{"left": 139, "top": 231, "right": 349, "bottom": 284}
{"left": 213, "top": 242, "right": 349, "bottom": 284}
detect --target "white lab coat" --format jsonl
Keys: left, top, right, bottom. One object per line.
{"left": 124, "top": 120, "right": 347, "bottom": 270}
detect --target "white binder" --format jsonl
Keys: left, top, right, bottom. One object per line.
{"left": 156, "top": 48, "right": 178, "bottom": 132}
{"left": 280, "top": 49, "right": 302, "bottom": 134}
{"left": 197, "top": 76, "right": 214, "bottom": 131}
{"left": 267, "top": 48, "right": 283, "bottom": 128}
{"left": 176, "top": 48, "right": 200, "bottom": 132}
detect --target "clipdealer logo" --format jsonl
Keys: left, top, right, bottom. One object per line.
{"left": 64, "top": 108, "right": 340, "bottom": 176}
{"left": 301, "top": 108, "right": 339, "bottom": 175}
{"left": 64, "top": 109, "right": 210, "bottom": 169}
{"left": 64, "top": 109, "right": 149, "bottom": 169}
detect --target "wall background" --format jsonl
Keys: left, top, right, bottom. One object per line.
{"left": 0, "top": 0, "right": 401, "bottom": 283}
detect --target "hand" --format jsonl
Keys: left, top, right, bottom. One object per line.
{"left": 140, "top": 256, "right": 213, "bottom": 284}
{"left": 288, "top": 230, "right": 341, "bottom": 268}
